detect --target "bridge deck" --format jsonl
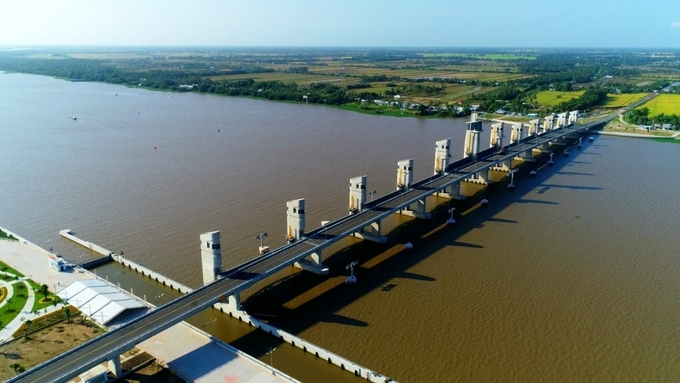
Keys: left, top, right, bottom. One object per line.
{"left": 12, "top": 99, "right": 653, "bottom": 383}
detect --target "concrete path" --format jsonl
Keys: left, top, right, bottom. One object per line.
{"left": 138, "top": 322, "right": 297, "bottom": 383}
{"left": 0, "top": 238, "right": 94, "bottom": 343}
{"left": 0, "top": 239, "right": 96, "bottom": 291}
{"left": 0, "top": 274, "right": 64, "bottom": 342}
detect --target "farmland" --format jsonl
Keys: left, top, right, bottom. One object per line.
{"left": 1, "top": 47, "right": 679, "bottom": 121}
{"left": 535, "top": 91, "right": 584, "bottom": 107}
{"left": 419, "top": 53, "right": 537, "bottom": 60}
{"left": 601, "top": 93, "right": 648, "bottom": 108}
{"left": 636, "top": 94, "right": 680, "bottom": 116}
{"left": 535, "top": 91, "right": 648, "bottom": 109}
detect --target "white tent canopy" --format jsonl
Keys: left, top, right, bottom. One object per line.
{"left": 57, "top": 279, "right": 145, "bottom": 325}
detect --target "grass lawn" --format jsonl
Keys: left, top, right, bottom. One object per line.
{"left": 637, "top": 94, "right": 680, "bottom": 116}
{"left": 0, "top": 282, "right": 30, "bottom": 328}
{"left": 535, "top": 91, "right": 584, "bottom": 107}
{"left": 0, "top": 262, "right": 24, "bottom": 278}
{"left": 0, "top": 230, "right": 18, "bottom": 241}
{"left": 0, "top": 261, "right": 61, "bottom": 328}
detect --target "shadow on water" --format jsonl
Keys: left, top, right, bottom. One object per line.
{"left": 92, "top": 133, "right": 600, "bottom": 382}
{"left": 515, "top": 198, "right": 559, "bottom": 205}
{"left": 232, "top": 135, "right": 596, "bottom": 358}
{"left": 557, "top": 171, "right": 595, "bottom": 176}
{"left": 540, "top": 184, "right": 603, "bottom": 191}
{"left": 486, "top": 217, "right": 518, "bottom": 224}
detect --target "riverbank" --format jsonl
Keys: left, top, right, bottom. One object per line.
{"left": 599, "top": 119, "right": 679, "bottom": 139}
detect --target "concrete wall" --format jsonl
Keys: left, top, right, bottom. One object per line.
{"left": 60, "top": 230, "right": 114, "bottom": 257}
{"left": 112, "top": 254, "right": 193, "bottom": 294}
{"left": 215, "top": 302, "right": 396, "bottom": 383}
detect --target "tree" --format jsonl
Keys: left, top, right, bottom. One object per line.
{"left": 64, "top": 306, "right": 71, "bottom": 324}
{"left": 10, "top": 363, "right": 25, "bottom": 374}
{"left": 40, "top": 284, "right": 49, "bottom": 300}
{"left": 23, "top": 319, "right": 32, "bottom": 339}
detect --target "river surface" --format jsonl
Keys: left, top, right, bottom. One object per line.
{"left": 1, "top": 72, "right": 679, "bottom": 382}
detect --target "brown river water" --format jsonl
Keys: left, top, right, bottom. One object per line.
{"left": 1, "top": 72, "right": 679, "bottom": 382}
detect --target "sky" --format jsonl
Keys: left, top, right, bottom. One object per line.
{"left": 2, "top": 0, "right": 680, "bottom": 48}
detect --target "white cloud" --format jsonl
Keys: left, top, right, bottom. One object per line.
{"left": 671, "top": 21, "right": 680, "bottom": 29}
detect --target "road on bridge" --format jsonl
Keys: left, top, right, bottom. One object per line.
{"left": 10, "top": 103, "right": 649, "bottom": 383}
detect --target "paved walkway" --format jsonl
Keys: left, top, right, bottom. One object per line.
{"left": 0, "top": 272, "right": 64, "bottom": 342}
{"left": 138, "top": 323, "right": 296, "bottom": 383}
{"left": 0, "top": 238, "right": 95, "bottom": 343}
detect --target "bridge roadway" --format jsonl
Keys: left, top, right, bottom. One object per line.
{"left": 10, "top": 107, "right": 641, "bottom": 383}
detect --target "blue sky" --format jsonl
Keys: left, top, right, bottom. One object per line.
{"left": 3, "top": 0, "right": 680, "bottom": 48}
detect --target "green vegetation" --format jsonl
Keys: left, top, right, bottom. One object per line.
{"left": 602, "top": 93, "right": 648, "bottom": 108}
{"left": 0, "top": 261, "right": 61, "bottom": 327}
{"left": 0, "top": 288, "right": 27, "bottom": 328}
{"left": 420, "top": 53, "right": 537, "bottom": 60}
{"left": 12, "top": 306, "right": 80, "bottom": 339}
{"left": 0, "top": 47, "right": 678, "bottom": 125}
{"left": 652, "top": 137, "right": 680, "bottom": 144}
{"left": 625, "top": 106, "right": 680, "bottom": 129}
{"left": 536, "top": 91, "right": 584, "bottom": 107}
{"left": 0, "top": 262, "right": 24, "bottom": 278}
{"left": 0, "top": 229, "right": 17, "bottom": 241}
{"left": 637, "top": 94, "right": 680, "bottom": 116}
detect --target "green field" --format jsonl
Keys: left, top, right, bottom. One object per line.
{"left": 535, "top": 91, "right": 584, "bottom": 107}
{"left": 637, "top": 94, "right": 680, "bottom": 116}
{"left": 601, "top": 93, "right": 648, "bottom": 107}
{"left": 419, "top": 53, "right": 537, "bottom": 60}
{"left": 536, "top": 91, "right": 648, "bottom": 108}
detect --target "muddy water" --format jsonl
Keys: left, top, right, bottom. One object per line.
{"left": 1, "top": 72, "right": 679, "bottom": 382}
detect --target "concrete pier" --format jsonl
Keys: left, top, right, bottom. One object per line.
{"left": 62, "top": 229, "right": 194, "bottom": 294}
{"left": 215, "top": 302, "right": 397, "bottom": 383}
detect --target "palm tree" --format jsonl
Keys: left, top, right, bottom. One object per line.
{"left": 64, "top": 307, "right": 71, "bottom": 324}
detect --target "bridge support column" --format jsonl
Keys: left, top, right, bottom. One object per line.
{"left": 465, "top": 169, "right": 492, "bottom": 185}
{"left": 435, "top": 180, "right": 466, "bottom": 200}
{"left": 490, "top": 158, "right": 512, "bottom": 172}
{"left": 228, "top": 293, "right": 241, "bottom": 311}
{"left": 534, "top": 142, "right": 551, "bottom": 154}
{"left": 550, "top": 138, "right": 568, "bottom": 147}
{"left": 401, "top": 198, "right": 431, "bottom": 219}
{"left": 515, "top": 149, "right": 535, "bottom": 162}
{"left": 353, "top": 220, "right": 387, "bottom": 243}
{"left": 294, "top": 250, "right": 330, "bottom": 275}
{"left": 108, "top": 355, "right": 123, "bottom": 377}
